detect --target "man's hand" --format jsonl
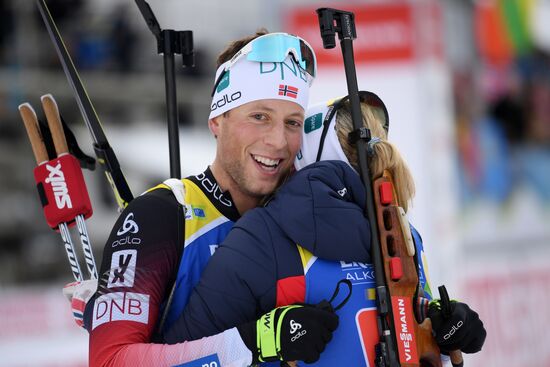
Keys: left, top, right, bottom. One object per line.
{"left": 62, "top": 279, "right": 97, "bottom": 328}
{"left": 237, "top": 303, "right": 339, "bottom": 364}
{"left": 428, "top": 300, "right": 486, "bottom": 354}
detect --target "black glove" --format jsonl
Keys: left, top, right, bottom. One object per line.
{"left": 428, "top": 300, "right": 486, "bottom": 354}
{"left": 237, "top": 303, "right": 339, "bottom": 364}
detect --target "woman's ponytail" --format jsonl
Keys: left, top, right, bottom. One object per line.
{"left": 335, "top": 101, "right": 416, "bottom": 212}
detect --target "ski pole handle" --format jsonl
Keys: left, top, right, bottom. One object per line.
{"left": 18, "top": 103, "right": 49, "bottom": 165}
{"left": 41, "top": 94, "right": 69, "bottom": 155}
{"left": 438, "top": 286, "right": 464, "bottom": 367}
{"left": 449, "top": 351, "right": 464, "bottom": 367}
{"left": 280, "top": 362, "right": 297, "bottom": 367}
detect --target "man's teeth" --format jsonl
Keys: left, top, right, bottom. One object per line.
{"left": 253, "top": 155, "right": 280, "bottom": 167}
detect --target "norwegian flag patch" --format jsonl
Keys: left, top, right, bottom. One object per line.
{"left": 278, "top": 84, "right": 298, "bottom": 99}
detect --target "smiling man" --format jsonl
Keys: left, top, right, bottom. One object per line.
{"left": 209, "top": 99, "right": 304, "bottom": 213}
{"left": 83, "top": 31, "right": 339, "bottom": 367}
{"left": 207, "top": 39, "right": 313, "bottom": 213}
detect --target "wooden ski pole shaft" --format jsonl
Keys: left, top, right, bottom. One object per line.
{"left": 18, "top": 101, "right": 83, "bottom": 282}
{"left": 41, "top": 94, "right": 98, "bottom": 280}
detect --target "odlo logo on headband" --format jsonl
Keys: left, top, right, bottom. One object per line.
{"left": 211, "top": 91, "right": 242, "bottom": 112}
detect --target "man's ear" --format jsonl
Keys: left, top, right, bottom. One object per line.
{"left": 208, "top": 116, "right": 221, "bottom": 138}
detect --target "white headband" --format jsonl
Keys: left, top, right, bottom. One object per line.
{"left": 209, "top": 55, "right": 310, "bottom": 120}
{"left": 294, "top": 100, "right": 352, "bottom": 171}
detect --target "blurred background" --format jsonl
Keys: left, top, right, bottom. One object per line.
{"left": 0, "top": 0, "right": 549, "bottom": 366}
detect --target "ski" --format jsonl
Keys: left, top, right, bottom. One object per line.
{"left": 36, "top": 0, "right": 133, "bottom": 210}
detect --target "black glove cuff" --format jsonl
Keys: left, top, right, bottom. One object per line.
{"left": 237, "top": 322, "right": 259, "bottom": 362}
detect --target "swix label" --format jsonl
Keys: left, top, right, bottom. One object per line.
{"left": 92, "top": 292, "right": 149, "bottom": 330}
{"left": 34, "top": 154, "right": 93, "bottom": 229}
{"left": 391, "top": 296, "right": 419, "bottom": 363}
{"left": 45, "top": 161, "right": 73, "bottom": 209}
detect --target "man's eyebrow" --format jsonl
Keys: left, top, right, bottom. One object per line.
{"left": 288, "top": 111, "right": 305, "bottom": 118}
{"left": 253, "top": 104, "right": 276, "bottom": 113}
{"left": 287, "top": 112, "right": 305, "bottom": 120}
{"left": 252, "top": 104, "right": 304, "bottom": 119}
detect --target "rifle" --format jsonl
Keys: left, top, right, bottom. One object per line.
{"left": 133, "top": 0, "right": 194, "bottom": 334}
{"left": 372, "top": 171, "right": 441, "bottom": 366}
{"left": 135, "top": 0, "right": 194, "bottom": 179}
{"left": 316, "top": 8, "right": 463, "bottom": 367}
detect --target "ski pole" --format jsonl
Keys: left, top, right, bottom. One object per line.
{"left": 438, "top": 286, "right": 464, "bottom": 367}
{"left": 18, "top": 95, "right": 98, "bottom": 281}
{"left": 18, "top": 101, "right": 83, "bottom": 281}
{"left": 41, "top": 94, "right": 98, "bottom": 280}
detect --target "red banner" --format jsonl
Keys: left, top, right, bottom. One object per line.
{"left": 285, "top": 3, "right": 443, "bottom": 66}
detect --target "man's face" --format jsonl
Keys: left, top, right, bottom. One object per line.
{"left": 209, "top": 99, "right": 304, "bottom": 202}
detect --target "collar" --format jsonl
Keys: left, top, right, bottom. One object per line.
{"left": 188, "top": 167, "right": 241, "bottom": 222}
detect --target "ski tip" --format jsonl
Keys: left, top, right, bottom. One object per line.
{"left": 18, "top": 102, "right": 36, "bottom": 115}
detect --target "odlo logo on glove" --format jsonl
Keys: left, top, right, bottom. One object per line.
{"left": 444, "top": 320, "right": 464, "bottom": 340}
{"left": 428, "top": 300, "right": 487, "bottom": 354}
{"left": 290, "top": 319, "right": 307, "bottom": 342}
{"left": 237, "top": 303, "right": 338, "bottom": 364}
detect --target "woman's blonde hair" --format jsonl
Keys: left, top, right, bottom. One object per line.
{"left": 335, "top": 101, "right": 416, "bottom": 212}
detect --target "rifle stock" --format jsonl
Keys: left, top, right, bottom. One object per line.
{"left": 373, "top": 171, "right": 441, "bottom": 367}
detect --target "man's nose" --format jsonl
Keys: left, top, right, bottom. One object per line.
{"left": 263, "top": 120, "right": 287, "bottom": 150}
